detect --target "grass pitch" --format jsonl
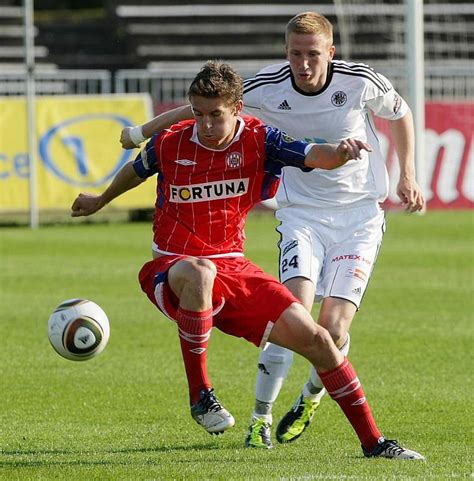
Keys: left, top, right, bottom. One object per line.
{"left": 0, "top": 210, "right": 472, "bottom": 480}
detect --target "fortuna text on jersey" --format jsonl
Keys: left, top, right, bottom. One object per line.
{"left": 170, "top": 178, "right": 250, "bottom": 203}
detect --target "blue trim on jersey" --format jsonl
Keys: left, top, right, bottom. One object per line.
{"left": 132, "top": 135, "right": 160, "bottom": 179}
{"left": 263, "top": 126, "right": 312, "bottom": 176}
{"left": 261, "top": 172, "right": 279, "bottom": 200}
{"left": 157, "top": 171, "right": 166, "bottom": 209}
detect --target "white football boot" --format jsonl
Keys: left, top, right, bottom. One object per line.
{"left": 363, "top": 438, "right": 425, "bottom": 460}
{"left": 190, "top": 388, "right": 235, "bottom": 434}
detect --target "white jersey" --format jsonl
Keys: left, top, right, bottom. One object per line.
{"left": 243, "top": 60, "right": 408, "bottom": 209}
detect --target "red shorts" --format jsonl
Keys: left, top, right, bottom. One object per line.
{"left": 138, "top": 256, "right": 299, "bottom": 347}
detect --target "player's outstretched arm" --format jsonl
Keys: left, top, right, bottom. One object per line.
{"left": 305, "top": 138, "right": 372, "bottom": 170}
{"left": 71, "top": 162, "right": 145, "bottom": 217}
{"left": 120, "top": 104, "right": 193, "bottom": 149}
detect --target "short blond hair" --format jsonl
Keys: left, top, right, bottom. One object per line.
{"left": 285, "top": 12, "right": 333, "bottom": 46}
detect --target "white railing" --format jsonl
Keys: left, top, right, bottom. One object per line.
{"left": 115, "top": 63, "right": 474, "bottom": 103}
{"left": 116, "top": 3, "right": 474, "bottom": 18}
{"left": 373, "top": 63, "right": 474, "bottom": 102}
{"left": 115, "top": 60, "right": 271, "bottom": 102}
{"left": 0, "top": 69, "right": 112, "bottom": 96}
{"left": 1, "top": 64, "right": 472, "bottom": 102}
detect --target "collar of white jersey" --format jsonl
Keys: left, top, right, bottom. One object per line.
{"left": 190, "top": 116, "right": 245, "bottom": 151}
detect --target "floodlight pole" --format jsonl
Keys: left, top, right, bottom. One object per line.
{"left": 24, "top": 0, "right": 39, "bottom": 228}
{"left": 406, "top": 0, "right": 426, "bottom": 200}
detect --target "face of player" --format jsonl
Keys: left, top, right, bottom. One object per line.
{"left": 190, "top": 96, "right": 243, "bottom": 150}
{"left": 286, "top": 33, "right": 335, "bottom": 93}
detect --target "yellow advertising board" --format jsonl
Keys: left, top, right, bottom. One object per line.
{"left": 0, "top": 94, "right": 155, "bottom": 211}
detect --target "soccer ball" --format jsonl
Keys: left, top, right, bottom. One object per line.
{"left": 48, "top": 298, "right": 110, "bottom": 361}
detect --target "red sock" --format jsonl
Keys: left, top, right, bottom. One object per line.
{"left": 319, "top": 358, "right": 382, "bottom": 451}
{"left": 176, "top": 307, "right": 213, "bottom": 405}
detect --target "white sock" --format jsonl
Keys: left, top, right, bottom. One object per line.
{"left": 253, "top": 342, "right": 294, "bottom": 420}
{"left": 249, "top": 413, "right": 273, "bottom": 425}
{"left": 304, "top": 333, "right": 351, "bottom": 402}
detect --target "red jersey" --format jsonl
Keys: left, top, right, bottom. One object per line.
{"left": 133, "top": 115, "right": 311, "bottom": 257}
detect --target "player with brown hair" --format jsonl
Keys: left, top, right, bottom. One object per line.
{"left": 77, "top": 60, "right": 423, "bottom": 459}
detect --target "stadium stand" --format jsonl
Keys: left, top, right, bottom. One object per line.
{"left": 0, "top": 0, "right": 472, "bottom": 99}
{"left": 33, "top": 3, "right": 127, "bottom": 70}
{"left": 114, "top": 1, "right": 473, "bottom": 68}
{"left": 0, "top": 3, "right": 50, "bottom": 70}
{"left": 2, "top": 1, "right": 473, "bottom": 69}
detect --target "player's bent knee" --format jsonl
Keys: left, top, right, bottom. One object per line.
{"left": 319, "top": 310, "right": 354, "bottom": 347}
{"left": 174, "top": 257, "right": 216, "bottom": 280}
{"left": 193, "top": 258, "right": 217, "bottom": 280}
{"left": 311, "top": 325, "right": 334, "bottom": 350}
{"left": 169, "top": 257, "right": 217, "bottom": 294}
{"left": 303, "top": 326, "right": 343, "bottom": 369}
{"left": 318, "top": 298, "right": 357, "bottom": 347}
{"left": 270, "top": 303, "right": 335, "bottom": 361}
{"left": 325, "top": 325, "right": 348, "bottom": 347}
{"left": 298, "top": 328, "right": 336, "bottom": 368}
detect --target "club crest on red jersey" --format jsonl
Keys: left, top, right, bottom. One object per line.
{"left": 226, "top": 151, "right": 243, "bottom": 169}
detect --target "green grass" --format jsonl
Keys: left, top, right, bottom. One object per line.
{"left": 0, "top": 210, "right": 473, "bottom": 480}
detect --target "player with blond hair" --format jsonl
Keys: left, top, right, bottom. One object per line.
{"left": 240, "top": 11, "right": 424, "bottom": 450}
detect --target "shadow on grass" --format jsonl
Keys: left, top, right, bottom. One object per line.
{"left": 0, "top": 442, "right": 227, "bottom": 468}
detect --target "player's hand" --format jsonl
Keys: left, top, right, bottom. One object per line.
{"left": 71, "top": 192, "right": 105, "bottom": 217}
{"left": 337, "top": 138, "right": 373, "bottom": 163}
{"left": 120, "top": 127, "right": 137, "bottom": 149}
{"left": 397, "top": 177, "right": 425, "bottom": 212}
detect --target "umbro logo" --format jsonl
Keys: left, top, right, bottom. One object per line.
{"left": 175, "top": 159, "right": 197, "bottom": 166}
{"left": 190, "top": 347, "right": 206, "bottom": 354}
{"left": 277, "top": 100, "right": 291, "bottom": 110}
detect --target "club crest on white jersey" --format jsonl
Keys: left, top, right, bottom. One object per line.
{"left": 331, "top": 90, "right": 347, "bottom": 107}
{"left": 170, "top": 178, "right": 249, "bottom": 203}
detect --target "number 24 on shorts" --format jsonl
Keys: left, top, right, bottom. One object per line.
{"left": 282, "top": 255, "right": 299, "bottom": 272}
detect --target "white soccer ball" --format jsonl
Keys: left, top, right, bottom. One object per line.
{"left": 48, "top": 298, "right": 110, "bottom": 361}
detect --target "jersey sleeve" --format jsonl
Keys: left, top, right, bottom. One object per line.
{"left": 363, "top": 72, "right": 409, "bottom": 120}
{"left": 243, "top": 62, "right": 291, "bottom": 117}
{"left": 242, "top": 78, "right": 263, "bottom": 116}
{"left": 263, "top": 125, "right": 313, "bottom": 175}
{"left": 132, "top": 134, "right": 160, "bottom": 179}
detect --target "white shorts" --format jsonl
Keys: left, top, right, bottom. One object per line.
{"left": 276, "top": 203, "right": 385, "bottom": 309}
